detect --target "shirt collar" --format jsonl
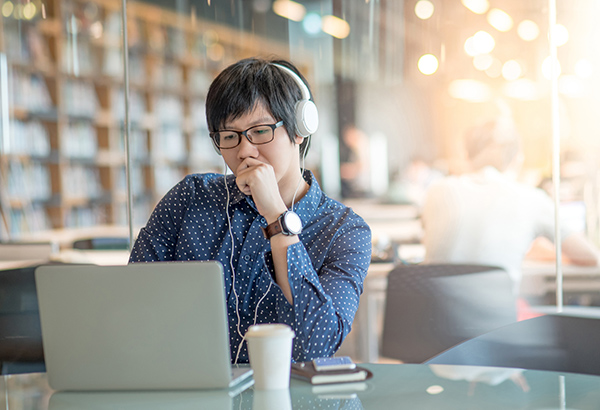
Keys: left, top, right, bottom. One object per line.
{"left": 225, "top": 174, "right": 246, "bottom": 206}
{"left": 226, "top": 170, "right": 322, "bottom": 224}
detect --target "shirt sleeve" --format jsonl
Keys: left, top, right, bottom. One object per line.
{"left": 530, "top": 187, "right": 578, "bottom": 242}
{"left": 128, "top": 178, "right": 194, "bottom": 263}
{"left": 266, "top": 217, "right": 372, "bottom": 362}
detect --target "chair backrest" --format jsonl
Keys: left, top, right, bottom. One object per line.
{"left": 72, "top": 237, "right": 130, "bottom": 250}
{"left": 0, "top": 265, "right": 45, "bottom": 374}
{"left": 381, "top": 264, "right": 517, "bottom": 363}
{"left": 427, "top": 313, "right": 600, "bottom": 376}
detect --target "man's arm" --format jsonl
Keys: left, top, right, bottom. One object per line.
{"left": 562, "top": 233, "right": 600, "bottom": 266}
{"left": 129, "top": 178, "right": 193, "bottom": 263}
{"left": 269, "top": 219, "right": 372, "bottom": 362}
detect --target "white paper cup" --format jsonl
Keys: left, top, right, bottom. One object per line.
{"left": 245, "top": 324, "right": 295, "bottom": 390}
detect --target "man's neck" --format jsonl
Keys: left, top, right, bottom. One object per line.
{"left": 281, "top": 173, "right": 309, "bottom": 209}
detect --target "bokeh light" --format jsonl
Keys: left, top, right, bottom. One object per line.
{"left": 502, "top": 60, "right": 522, "bottom": 81}
{"left": 472, "top": 30, "right": 495, "bottom": 54}
{"left": 1, "top": 1, "right": 14, "bottom": 17}
{"left": 302, "top": 13, "right": 322, "bottom": 35}
{"left": 415, "top": 0, "right": 434, "bottom": 20}
{"left": 487, "top": 9, "right": 513, "bottom": 32}
{"left": 322, "top": 15, "right": 351, "bottom": 39}
{"left": 418, "top": 54, "right": 439, "bottom": 75}
{"left": 551, "top": 24, "right": 569, "bottom": 47}
{"left": 464, "top": 36, "right": 478, "bottom": 56}
{"left": 461, "top": 0, "right": 489, "bottom": 14}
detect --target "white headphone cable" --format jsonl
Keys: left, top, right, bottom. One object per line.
{"left": 224, "top": 164, "right": 245, "bottom": 363}
{"left": 231, "top": 135, "right": 310, "bottom": 363}
{"left": 291, "top": 135, "right": 309, "bottom": 212}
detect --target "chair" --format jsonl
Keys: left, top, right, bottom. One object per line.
{"left": 380, "top": 264, "right": 517, "bottom": 363}
{"left": 0, "top": 265, "right": 46, "bottom": 374}
{"left": 72, "top": 237, "right": 130, "bottom": 250}
{"left": 427, "top": 313, "right": 600, "bottom": 376}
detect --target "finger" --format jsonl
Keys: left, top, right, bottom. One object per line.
{"left": 236, "top": 158, "right": 261, "bottom": 175}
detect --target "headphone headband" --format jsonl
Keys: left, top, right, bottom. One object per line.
{"left": 272, "top": 63, "right": 312, "bottom": 101}
{"left": 272, "top": 63, "right": 319, "bottom": 138}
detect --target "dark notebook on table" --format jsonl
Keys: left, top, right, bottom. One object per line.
{"left": 291, "top": 362, "right": 373, "bottom": 385}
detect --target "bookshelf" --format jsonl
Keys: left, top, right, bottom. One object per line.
{"left": 0, "top": 0, "right": 294, "bottom": 237}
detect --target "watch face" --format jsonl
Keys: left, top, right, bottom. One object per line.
{"left": 283, "top": 211, "right": 302, "bottom": 235}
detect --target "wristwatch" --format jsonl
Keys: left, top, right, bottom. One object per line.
{"left": 261, "top": 210, "right": 302, "bottom": 239}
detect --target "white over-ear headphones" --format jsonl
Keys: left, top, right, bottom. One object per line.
{"left": 211, "top": 62, "right": 319, "bottom": 156}
{"left": 272, "top": 63, "right": 319, "bottom": 138}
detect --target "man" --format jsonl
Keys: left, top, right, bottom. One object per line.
{"left": 422, "top": 118, "right": 598, "bottom": 294}
{"left": 129, "top": 58, "right": 372, "bottom": 363}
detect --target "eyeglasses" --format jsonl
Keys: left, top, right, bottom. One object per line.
{"left": 210, "top": 121, "right": 284, "bottom": 149}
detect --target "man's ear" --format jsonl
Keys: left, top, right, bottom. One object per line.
{"left": 294, "top": 135, "right": 306, "bottom": 145}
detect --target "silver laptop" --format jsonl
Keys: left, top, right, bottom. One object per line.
{"left": 35, "top": 261, "right": 253, "bottom": 391}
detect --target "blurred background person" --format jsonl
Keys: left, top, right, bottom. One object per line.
{"left": 385, "top": 157, "right": 446, "bottom": 207}
{"left": 339, "top": 125, "right": 371, "bottom": 198}
{"left": 421, "top": 117, "right": 599, "bottom": 296}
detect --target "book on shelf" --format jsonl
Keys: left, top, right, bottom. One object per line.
{"left": 291, "top": 361, "right": 373, "bottom": 385}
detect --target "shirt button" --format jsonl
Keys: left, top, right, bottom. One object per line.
{"left": 260, "top": 217, "right": 266, "bottom": 224}
{"left": 243, "top": 255, "right": 251, "bottom": 261}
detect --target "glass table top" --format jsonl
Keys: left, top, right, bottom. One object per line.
{"left": 3, "top": 363, "right": 600, "bottom": 409}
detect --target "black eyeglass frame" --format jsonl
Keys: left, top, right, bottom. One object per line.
{"left": 210, "top": 121, "right": 284, "bottom": 149}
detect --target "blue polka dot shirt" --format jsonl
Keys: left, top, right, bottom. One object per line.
{"left": 129, "top": 170, "right": 372, "bottom": 363}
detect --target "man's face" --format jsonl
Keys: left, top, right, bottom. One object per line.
{"left": 219, "top": 102, "right": 303, "bottom": 190}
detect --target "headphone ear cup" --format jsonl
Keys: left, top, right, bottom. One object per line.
{"left": 295, "top": 99, "right": 319, "bottom": 138}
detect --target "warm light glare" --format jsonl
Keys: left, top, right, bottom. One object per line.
{"left": 448, "top": 79, "right": 491, "bottom": 102}
{"left": 415, "top": 0, "right": 434, "bottom": 20}
{"left": 487, "top": 8, "right": 513, "bottom": 32}
{"left": 485, "top": 57, "right": 502, "bottom": 78}
{"left": 426, "top": 385, "right": 444, "bottom": 395}
{"left": 322, "top": 15, "right": 351, "bottom": 39}
{"left": 542, "top": 57, "right": 562, "bottom": 79}
{"left": 503, "top": 79, "right": 540, "bottom": 100}
{"left": 272, "top": 0, "right": 306, "bottom": 22}
{"left": 473, "top": 54, "right": 493, "bottom": 71}
{"left": 559, "top": 75, "right": 586, "bottom": 98}
{"left": 517, "top": 20, "right": 539, "bottom": 41}
{"left": 464, "top": 37, "right": 478, "bottom": 56}
{"left": 575, "top": 59, "right": 593, "bottom": 79}
{"left": 551, "top": 24, "right": 569, "bottom": 47}
{"left": 418, "top": 54, "right": 439, "bottom": 75}
{"left": 2, "top": 1, "right": 13, "bottom": 17}
{"left": 22, "top": 2, "right": 36, "bottom": 20}
{"left": 461, "top": 0, "right": 489, "bottom": 14}
{"left": 473, "top": 30, "right": 495, "bottom": 54}
{"left": 502, "top": 60, "right": 522, "bottom": 81}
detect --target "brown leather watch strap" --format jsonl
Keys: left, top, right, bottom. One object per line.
{"left": 261, "top": 219, "right": 283, "bottom": 239}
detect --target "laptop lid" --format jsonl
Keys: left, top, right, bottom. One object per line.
{"left": 35, "top": 261, "right": 252, "bottom": 391}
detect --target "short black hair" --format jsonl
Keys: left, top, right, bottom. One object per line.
{"left": 205, "top": 57, "right": 313, "bottom": 153}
